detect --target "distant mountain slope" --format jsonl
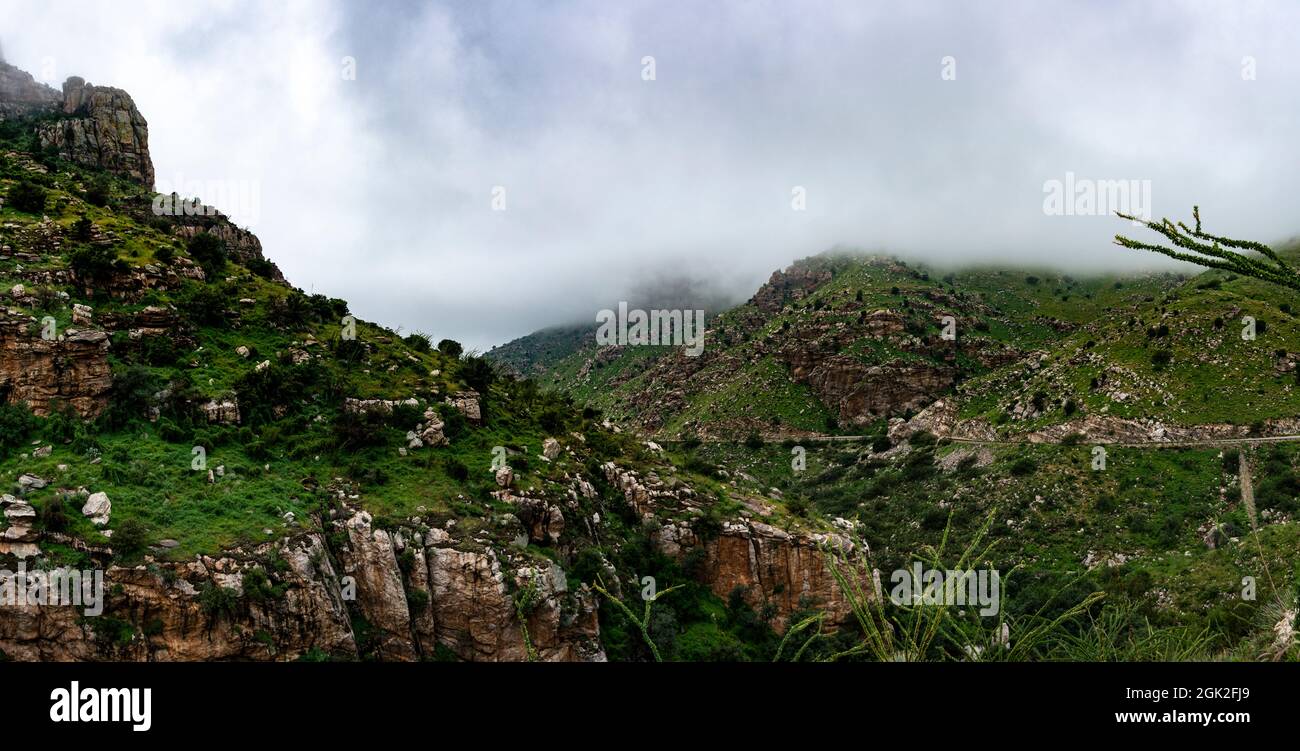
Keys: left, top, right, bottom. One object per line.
{"left": 488, "top": 322, "right": 594, "bottom": 377}
{"left": 503, "top": 251, "right": 1187, "bottom": 438}
{"left": 957, "top": 255, "right": 1300, "bottom": 436}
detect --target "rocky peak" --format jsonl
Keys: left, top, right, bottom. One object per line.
{"left": 0, "top": 61, "right": 61, "bottom": 119}
{"left": 37, "top": 75, "right": 155, "bottom": 188}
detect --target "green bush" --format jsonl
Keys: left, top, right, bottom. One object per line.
{"left": 0, "top": 403, "right": 39, "bottom": 459}
{"left": 404, "top": 332, "right": 432, "bottom": 352}
{"left": 112, "top": 518, "right": 150, "bottom": 560}
{"left": 198, "top": 582, "right": 239, "bottom": 618}
{"left": 69, "top": 244, "right": 126, "bottom": 285}
{"left": 246, "top": 257, "right": 275, "bottom": 278}
{"left": 72, "top": 215, "right": 93, "bottom": 241}
{"left": 458, "top": 356, "right": 494, "bottom": 393}
{"left": 40, "top": 495, "right": 70, "bottom": 533}
{"left": 187, "top": 232, "right": 228, "bottom": 279}
{"left": 85, "top": 176, "right": 111, "bottom": 207}
{"left": 7, "top": 180, "right": 47, "bottom": 213}
{"left": 177, "top": 282, "right": 229, "bottom": 326}
{"left": 99, "top": 365, "right": 161, "bottom": 430}
{"left": 445, "top": 458, "right": 470, "bottom": 482}
{"left": 437, "top": 339, "right": 463, "bottom": 359}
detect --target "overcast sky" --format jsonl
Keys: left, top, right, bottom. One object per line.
{"left": 3, "top": 0, "right": 1299, "bottom": 350}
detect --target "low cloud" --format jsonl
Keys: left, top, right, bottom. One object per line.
{"left": 3, "top": 0, "right": 1298, "bottom": 350}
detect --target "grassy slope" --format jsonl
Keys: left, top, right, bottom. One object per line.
{"left": 508, "top": 252, "right": 1187, "bottom": 435}
{"left": 960, "top": 263, "right": 1300, "bottom": 428}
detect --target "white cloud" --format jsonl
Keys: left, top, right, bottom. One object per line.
{"left": 4, "top": 0, "right": 1299, "bottom": 350}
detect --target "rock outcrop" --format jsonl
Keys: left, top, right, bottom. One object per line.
{"left": 37, "top": 76, "right": 154, "bottom": 187}
{"left": 0, "top": 316, "right": 112, "bottom": 418}
{"left": 0, "top": 505, "right": 607, "bottom": 662}
{"left": 603, "top": 462, "right": 867, "bottom": 630}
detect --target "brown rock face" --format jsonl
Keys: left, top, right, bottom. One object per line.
{"left": 173, "top": 221, "right": 284, "bottom": 281}
{"left": 803, "top": 356, "right": 956, "bottom": 425}
{"left": 0, "top": 62, "right": 61, "bottom": 119}
{"left": 428, "top": 548, "right": 602, "bottom": 662}
{"left": 0, "top": 534, "right": 356, "bottom": 661}
{"left": 657, "top": 520, "right": 861, "bottom": 631}
{"left": 37, "top": 76, "right": 154, "bottom": 188}
{"left": 0, "top": 507, "right": 606, "bottom": 662}
{"left": 0, "top": 318, "right": 111, "bottom": 418}
{"left": 750, "top": 265, "right": 834, "bottom": 313}
{"left": 605, "top": 462, "right": 867, "bottom": 631}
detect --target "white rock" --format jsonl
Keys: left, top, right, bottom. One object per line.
{"left": 81, "top": 492, "right": 111, "bottom": 526}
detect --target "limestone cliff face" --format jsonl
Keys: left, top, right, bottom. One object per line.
{"left": 604, "top": 462, "right": 865, "bottom": 631}
{"left": 37, "top": 76, "right": 154, "bottom": 188}
{"left": 0, "top": 316, "right": 112, "bottom": 418}
{"left": 0, "top": 459, "right": 859, "bottom": 661}
{"left": 0, "top": 507, "right": 606, "bottom": 662}
{"left": 0, "top": 534, "right": 355, "bottom": 661}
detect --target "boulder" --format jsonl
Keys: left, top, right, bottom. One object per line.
{"left": 81, "top": 491, "right": 111, "bottom": 526}
{"left": 71, "top": 303, "right": 93, "bottom": 326}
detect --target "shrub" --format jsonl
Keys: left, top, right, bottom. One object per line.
{"left": 176, "top": 282, "right": 229, "bottom": 326}
{"left": 153, "top": 245, "right": 175, "bottom": 265}
{"left": 332, "top": 408, "right": 390, "bottom": 450}
{"left": 40, "top": 496, "right": 70, "bottom": 533}
{"left": 539, "top": 407, "right": 565, "bottom": 435}
{"left": 743, "top": 432, "right": 764, "bottom": 450}
{"left": 1151, "top": 348, "right": 1173, "bottom": 370}
{"left": 198, "top": 582, "right": 239, "bottom": 618}
{"left": 437, "top": 339, "right": 464, "bottom": 359}
{"left": 458, "top": 356, "right": 494, "bottom": 393}
{"left": 241, "top": 567, "right": 284, "bottom": 603}
{"left": 112, "top": 518, "right": 150, "bottom": 559}
{"left": 1010, "top": 456, "right": 1038, "bottom": 476}
{"left": 44, "top": 403, "right": 82, "bottom": 444}
{"left": 246, "top": 257, "right": 275, "bottom": 278}
{"left": 186, "top": 232, "right": 228, "bottom": 279}
{"left": 437, "top": 404, "right": 468, "bottom": 439}
{"left": 7, "top": 180, "right": 47, "bottom": 213}
{"left": 99, "top": 365, "right": 162, "bottom": 430}
{"left": 72, "top": 215, "right": 93, "bottom": 241}
{"left": 69, "top": 244, "right": 125, "bottom": 285}
{"left": 407, "top": 587, "right": 430, "bottom": 612}
{"left": 404, "top": 332, "right": 432, "bottom": 353}
{"left": 445, "top": 458, "right": 469, "bottom": 482}
{"left": 85, "top": 176, "right": 111, "bottom": 207}
{"left": 0, "top": 403, "right": 39, "bottom": 459}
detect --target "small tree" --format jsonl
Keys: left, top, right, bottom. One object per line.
{"left": 1115, "top": 207, "right": 1299, "bottom": 292}
{"left": 437, "top": 339, "right": 463, "bottom": 359}
{"left": 187, "top": 232, "right": 228, "bottom": 279}
{"left": 7, "top": 180, "right": 47, "bottom": 214}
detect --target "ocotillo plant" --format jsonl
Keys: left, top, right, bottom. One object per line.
{"left": 591, "top": 577, "right": 682, "bottom": 662}
{"left": 1114, "top": 206, "right": 1300, "bottom": 292}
